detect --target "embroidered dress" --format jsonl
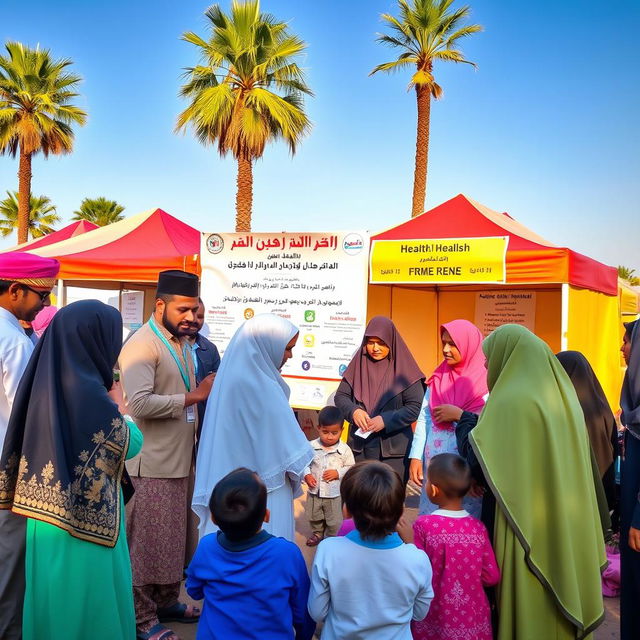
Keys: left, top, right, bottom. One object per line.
{"left": 22, "top": 420, "right": 143, "bottom": 640}
{"left": 412, "top": 390, "right": 483, "bottom": 518}
{"left": 411, "top": 510, "right": 499, "bottom": 640}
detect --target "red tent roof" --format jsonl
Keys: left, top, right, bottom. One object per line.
{"left": 28, "top": 208, "right": 200, "bottom": 282}
{"left": 6, "top": 220, "right": 99, "bottom": 252}
{"left": 372, "top": 194, "right": 617, "bottom": 295}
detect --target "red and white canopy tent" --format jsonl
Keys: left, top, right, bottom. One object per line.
{"left": 4, "top": 220, "right": 99, "bottom": 252}
{"left": 25, "top": 208, "right": 200, "bottom": 319}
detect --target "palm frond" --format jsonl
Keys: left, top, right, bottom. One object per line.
{"left": 176, "top": 1, "right": 311, "bottom": 161}
{"left": 0, "top": 41, "right": 85, "bottom": 157}
{"left": 371, "top": 0, "right": 481, "bottom": 95}
{"left": 0, "top": 189, "right": 60, "bottom": 238}
{"left": 370, "top": 57, "right": 419, "bottom": 76}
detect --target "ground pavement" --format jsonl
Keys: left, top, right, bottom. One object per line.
{"left": 173, "top": 483, "right": 620, "bottom": 640}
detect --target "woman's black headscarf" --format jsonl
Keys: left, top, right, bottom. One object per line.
{"left": 0, "top": 300, "right": 128, "bottom": 547}
{"left": 622, "top": 319, "right": 640, "bottom": 439}
{"left": 342, "top": 316, "right": 424, "bottom": 414}
{"left": 556, "top": 350, "right": 616, "bottom": 476}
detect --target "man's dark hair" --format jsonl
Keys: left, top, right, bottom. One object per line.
{"left": 427, "top": 453, "right": 471, "bottom": 498}
{"left": 340, "top": 461, "right": 405, "bottom": 541}
{"left": 155, "top": 291, "right": 175, "bottom": 304}
{"left": 318, "top": 405, "right": 343, "bottom": 428}
{"left": 0, "top": 280, "right": 16, "bottom": 295}
{"left": 209, "top": 468, "right": 267, "bottom": 542}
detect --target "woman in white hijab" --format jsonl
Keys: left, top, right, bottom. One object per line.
{"left": 192, "top": 314, "right": 314, "bottom": 541}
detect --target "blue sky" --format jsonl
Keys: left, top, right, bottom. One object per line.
{"left": 1, "top": 0, "right": 639, "bottom": 269}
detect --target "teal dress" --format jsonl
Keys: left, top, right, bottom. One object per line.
{"left": 23, "top": 420, "right": 143, "bottom": 640}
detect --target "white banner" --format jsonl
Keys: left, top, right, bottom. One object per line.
{"left": 200, "top": 231, "right": 369, "bottom": 409}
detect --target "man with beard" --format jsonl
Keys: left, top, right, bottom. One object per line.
{"left": 119, "top": 270, "right": 214, "bottom": 640}
{"left": 0, "top": 252, "right": 59, "bottom": 640}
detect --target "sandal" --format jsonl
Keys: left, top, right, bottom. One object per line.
{"left": 136, "top": 623, "right": 180, "bottom": 640}
{"left": 306, "top": 533, "right": 322, "bottom": 547}
{"left": 157, "top": 602, "right": 200, "bottom": 624}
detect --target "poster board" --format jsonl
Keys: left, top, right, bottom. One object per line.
{"left": 370, "top": 237, "right": 508, "bottom": 284}
{"left": 121, "top": 290, "right": 144, "bottom": 327}
{"left": 474, "top": 291, "right": 537, "bottom": 336}
{"left": 200, "top": 231, "right": 369, "bottom": 409}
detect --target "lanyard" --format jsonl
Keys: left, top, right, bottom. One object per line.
{"left": 149, "top": 316, "right": 191, "bottom": 392}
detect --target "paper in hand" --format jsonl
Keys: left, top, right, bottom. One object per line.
{"left": 354, "top": 427, "right": 373, "bottom": 439}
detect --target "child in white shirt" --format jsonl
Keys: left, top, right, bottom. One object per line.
{"left": 304, "top": 406, "right": 355, "bottom": 546}
{"left": 308, "top": 461, "right": 434, "bottom": 639}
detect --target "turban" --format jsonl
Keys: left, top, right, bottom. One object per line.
{"left": 0, "top": 252, "right": 60, "bottom": 289}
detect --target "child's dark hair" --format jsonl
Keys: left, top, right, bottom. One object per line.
{"left": 340, "top": 461, "right": 404, "bottom": 540}
{"left": 209, "top": 468, "right": 267, "bottom": 542}
{"left": 318, "top": 405, "right": 343, "bottom": 428}
{"left": 427, "top": 453, "right": 471, "bottom": 498}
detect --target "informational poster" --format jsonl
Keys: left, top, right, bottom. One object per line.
{"left": 474, "top": 291, "right": 537, "bottom": 336}
{"left": 200, "top": 231, "right": 369, "bottom": 409}
{"left": 120, "top": 291, "right": 144, "bottom": 327}
{"left": 370, "top": 236, "right": 508, "bottom": 284}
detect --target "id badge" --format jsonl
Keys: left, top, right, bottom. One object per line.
{"left": 186, "top": 405, "right": 196, "bottom": 423}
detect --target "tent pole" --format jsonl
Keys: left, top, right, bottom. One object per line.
{"left": 561, "top": 283, "right": 569, "bottom": 351}
{"left": 57, "top": 278, "right": 66, "bottom": 307}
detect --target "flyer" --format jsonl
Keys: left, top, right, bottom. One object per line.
{"left": 200, "top": 231, "right": 369, "bottom": 409}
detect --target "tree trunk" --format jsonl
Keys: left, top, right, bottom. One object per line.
{"left": 235, "top": 155, "right": 253, "bottom": 232}
{"left": 411, "top": 84, "right": 431, "bottom": 218}
{"left": 17, "top": 149, "right": 32, "bottom": 243}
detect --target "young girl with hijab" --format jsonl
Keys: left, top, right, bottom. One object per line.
{"left": 557, "top": 350, "right": 618, "bottom": 512}
{"left": 334, "top": 316, "right": 425, "bottom": 483}
{"left": 620, "top": 319, "right": 640, "bottom": 640}
{"left": 409, "top": 319, "right": 488, "bottom": 518}
{"left": 192, "top": 314, "right": 313, "bottom": 542}
{"left": 464, "top": 324, "right": 605, "bottom": 639}
{"left": 0, "top": 300, "right": 142, "bottom": 640}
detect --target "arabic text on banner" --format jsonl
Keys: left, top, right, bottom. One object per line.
{"left": 200, "top": 231, "right": 369, "bottom": 409}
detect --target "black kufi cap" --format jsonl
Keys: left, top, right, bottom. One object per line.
{"left": 157, "top": 270, "right": 199, "bottom": 298}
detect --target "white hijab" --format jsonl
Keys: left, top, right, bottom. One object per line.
{"left": 192, "top": 314, "right": 313, "bottom": 534}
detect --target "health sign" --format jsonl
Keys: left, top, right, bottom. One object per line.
{"left": 369, "top": 236, "right": 509, "bottom": 284}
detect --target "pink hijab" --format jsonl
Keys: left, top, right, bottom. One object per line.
{"left": 32, "top": 306, "right": 58, "bottom": 338}
{"left": 428, "top": 319, "right": 488, "bottom": 430}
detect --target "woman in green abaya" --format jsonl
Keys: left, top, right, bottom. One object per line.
{"left": 0, "top": 301, "right": 140, "bottom": 640}
{"left": 469, "top": 324, "right": 605, "bottom": 640}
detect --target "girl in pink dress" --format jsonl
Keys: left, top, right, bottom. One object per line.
{"left": 411, "top": 453, "right": 500, "bottom": 640}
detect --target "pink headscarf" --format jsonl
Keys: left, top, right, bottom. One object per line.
{"left": 428, "top": 319, "right": 488, "bottom": 430}
{"left": 32, "top": 306, "right": 58, "bottom": 338}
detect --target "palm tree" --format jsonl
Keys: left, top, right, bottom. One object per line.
{"left": 0, "top": 42, "right": 87, "bottom": 243}
{"left": 0, "top": 190, "right": 60, "bottom": 239}
{"left": 72, "top": 197, "right": 125, "bottom": 226}
{"left": 618, "top": 266, "right": 640, "bottom": 286}
{"left": 371, "top": 0, "right": 481, "bottom": 217}
{"left": 176, "top": 0, "right": 312, "bottom": 232}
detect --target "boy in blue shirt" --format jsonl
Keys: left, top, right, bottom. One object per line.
{"left": 186, "top": 468, "right": 315, "bottom": 640}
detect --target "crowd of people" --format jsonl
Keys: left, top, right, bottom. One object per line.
{"left": 0, "top": 255, "right": 638, "bottom": 640}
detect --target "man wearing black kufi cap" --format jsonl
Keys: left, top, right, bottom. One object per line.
{"left": 119, "top": 270, "right": 214, "bottom": 637}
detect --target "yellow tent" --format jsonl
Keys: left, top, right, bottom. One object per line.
{"left": 368, "top": 195, "right": 623, "bottom": 409}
